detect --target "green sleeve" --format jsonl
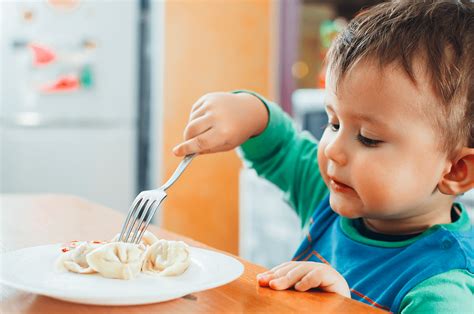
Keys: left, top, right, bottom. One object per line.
{"left": 399, "top": 269, "right": 474, "bottom": 314}
{"left": 234, "top": 90, "right": 328, "bottom": 228}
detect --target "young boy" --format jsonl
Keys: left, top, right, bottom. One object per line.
{"left": 173, "top": 0, "right": 473, "bottom": 312}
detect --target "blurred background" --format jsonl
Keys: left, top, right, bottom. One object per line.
{"left": 1, "top": 0, "right": 472, "bottom": 268}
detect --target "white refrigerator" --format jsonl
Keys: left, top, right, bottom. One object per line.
{"left": 0, "top": 0, "right": 139, "bottom": 212}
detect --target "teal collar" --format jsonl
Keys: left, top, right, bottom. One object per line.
{"left": 340, "top": 202, "right": 471, "bottom": 248}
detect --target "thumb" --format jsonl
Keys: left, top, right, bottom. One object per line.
{"left": 172, "top": 143, "right": 187, "bottom": 157}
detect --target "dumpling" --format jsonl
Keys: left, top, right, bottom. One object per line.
{"left": 111, "top": 230, "right": 159, "bottom": 246}
{"left": 55, "top": 232, "right": 191, "bottom": 280}
{"left": 56, "top": 241, "right": 104, "bottom": 274}
{"left": 142, "top": 240, "right": 191, "bottom": 276}
{"left": 86, "top": 242, "right": 146, "bottom": 280}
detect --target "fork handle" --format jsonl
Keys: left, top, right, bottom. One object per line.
{"left": 161, "top": 153, "right": 196, "bottom": 191}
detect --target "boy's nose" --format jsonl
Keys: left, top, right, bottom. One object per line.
{"left": 324, "top": 135, "right": 348, "bottom": 166}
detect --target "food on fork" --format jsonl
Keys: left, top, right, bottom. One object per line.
{"left": 142, "top": 240, "right": 190, "bottom": 276}
{"left": 86, "top": 242, "right": 147, "bottom": 280}
{"left": 111, "top": 230, "right": 159, "bottom": 246}
{"left": 55, "top": 231, "right": 191, "bottom": 280}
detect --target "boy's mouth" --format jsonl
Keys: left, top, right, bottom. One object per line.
{"left": 329, "top": 177, "right": 354, "bottom": 193}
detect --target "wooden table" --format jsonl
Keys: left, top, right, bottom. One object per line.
{"left": 0, "top": 194, "right": 384, "bottom": 313}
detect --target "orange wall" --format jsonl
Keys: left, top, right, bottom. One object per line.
{"left": 162, "top": 0, "right": 275, "bottom": 254}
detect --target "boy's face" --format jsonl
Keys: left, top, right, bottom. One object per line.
{"left": 318, "top": 60, "right": 452, "bottom": 223}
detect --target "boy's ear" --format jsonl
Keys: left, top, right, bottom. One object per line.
{"left": 438, "top": 147, "right": 474, "bottom": 195}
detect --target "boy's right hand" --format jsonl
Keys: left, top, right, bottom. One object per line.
{"left": 173, "top": 92, "right": 269, "bottom": 156}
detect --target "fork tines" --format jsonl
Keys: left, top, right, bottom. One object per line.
{"left": 118, "top": 195, "right": 163, "bottom": 244}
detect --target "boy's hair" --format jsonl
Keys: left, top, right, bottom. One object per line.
{"left": 327, "top": 0, "right": 473, "bottom": 155}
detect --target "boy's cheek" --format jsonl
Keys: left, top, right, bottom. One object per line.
{"left": 316, "top": 146, "right": 329, "bottom": 183}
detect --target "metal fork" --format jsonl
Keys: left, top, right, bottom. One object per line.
{"left": 118, "top": 153, "right": 196, "bottom": 243}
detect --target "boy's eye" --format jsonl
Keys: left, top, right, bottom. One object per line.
{"left": 324, "top": 123, "right": 340, "bottom": 132}
{"left": 357, "top": 134, "right": 383, "bottom": 147}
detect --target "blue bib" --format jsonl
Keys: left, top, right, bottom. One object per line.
{"left": 293, "top": 195, "right": 474, "bottom": 312}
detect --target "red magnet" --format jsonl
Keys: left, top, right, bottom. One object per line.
{"left": 40, "top": 75, "right": 80, "bottom": 93}
{"left": 29, "top": 43, "right": 56, "bottom": 66}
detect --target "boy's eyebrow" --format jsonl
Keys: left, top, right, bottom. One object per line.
{"left": 325, "top": 104, "right": 392, "bottom": 130}
{"left": 325, "top": 104, "right": 335, "bottom": 113}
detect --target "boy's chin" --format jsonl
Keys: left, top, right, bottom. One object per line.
{"left": 329, "top": 194, "right": 363, "bottom": 219}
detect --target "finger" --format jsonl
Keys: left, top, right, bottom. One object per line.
{"left": 269, "top": 261, "right": 293, "bottom": 273}
{"left": 183, "top": 114, "right": 212, "bottom": 140}
{"left": 294, "top": 265, "right": 350, "bottom": 297}
{"left": 173, "top": 128, "right": 218, "bottom": 156}
{"left": 190, "top": 96, "right": 207, "bottom": 113}
{"left": 258, "top": 261, "right": 292, "bottom": 278}
{"left": 188, "top": 103, "right": 208, "bottom": 122}
{"left": 257, "top": 273, "right": 276, "bottom": 287}
{"left": 294, "top": 267, "right": 324, "bottom": 292}
{"left": 266, "top": 263, "right": 300, "bottom": 290}
{"left": 318, "top": 270, "right": 351, "bottom": 298}
{"left": 257, "top": 270, "right": 272, "bottom": 278}
{"left": 256, "top": 271, "right": 273, "bottom": 286}
{"left": 273, "top": 262, "right": 299, "bottom": 277}
{"left": 256, "top": 262, "right": 294, "bottom": 286}
{"left": 269, "top": 264, "right": 311, "bottom": 290}
{"left": 259, "top": 262, "right": 295, "bottom": 281}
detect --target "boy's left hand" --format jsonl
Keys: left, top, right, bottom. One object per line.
{"left": 257, "top": 261, "right": 351, "bottom": 298}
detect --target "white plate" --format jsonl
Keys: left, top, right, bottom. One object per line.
{"left": 0, "top": 244, "right": 244, "bottom": 305}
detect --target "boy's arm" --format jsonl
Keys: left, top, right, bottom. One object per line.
{"left": 399, "top": 269, "right": 474, "bottom": 313}
{"left": 234, "top": 90, "right": 329, "bottom": 228}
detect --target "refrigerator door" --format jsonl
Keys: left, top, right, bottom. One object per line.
{"left": 0, "top": 125, "right": 136, "bottom": 211}
{"left": 0, "top": 1, "right": 139, "bottom": 211}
